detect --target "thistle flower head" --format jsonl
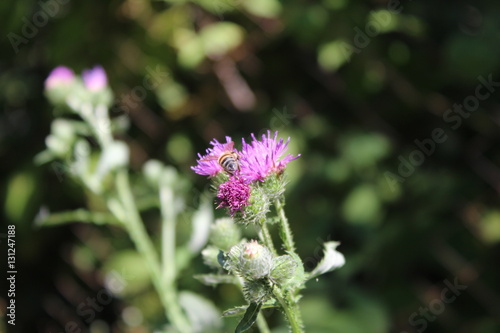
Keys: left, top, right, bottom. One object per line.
{"left": 191, "top": 137, "right": 236, "bottom": 177}
{"left": 45, "top": 66, "right": 75, "bottom": 90}
{"left": 192, "top": 131, "right": 300, "bottom": 221}
{"left": 82, "top": 66, "right": 108, "bottom": 91}
{"left": 240, "top": 130, "right": 300, "bottom": 182}
{"left": 217, "top": 176, "right": 251, "bottom": 215}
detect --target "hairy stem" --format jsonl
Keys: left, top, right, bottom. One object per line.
{"left": 273, "top": 286, "right": 304, "bottom": 333}
{"left": 273, "top": 198, "right": 304, "bottom": 331}
{"left": 275, "top": 198, "right": 296, "bottom": 253}
{"left": 259, "top": 221, "right": 277, "bottom": 256}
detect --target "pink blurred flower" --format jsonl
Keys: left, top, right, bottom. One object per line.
{"left": 45, "top": 66, "right": 75, "bottom": 89}
{"left": 82, "top": 66, "right": 108, "bottom": 91}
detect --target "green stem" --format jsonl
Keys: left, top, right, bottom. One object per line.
{"left": 115, "top": 170, "right": 191, "bottom": 333}
{"left": 274, "top": 198, "right": 295, "bottom": 253}
{"left": 273, "top": 287, "right": 304, "bottom": 333}
{"left": 273, "top": 198, "right": 304, "bottom": 331}
{"left": 160, "top": 186, "right": 175, "bottom": 285}
{"left": 256, "top": 313, "right": 272, "bottom": 333}
{"left": 160, "top": 185, "right": 192, "bottom": 333}
{"left": 259, "top": 221, "right": 277, "bottom": 256}
{"left": 36, "top": 209, "right": 119, "bottom": 227}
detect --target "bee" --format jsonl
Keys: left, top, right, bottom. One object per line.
{"left": 201, "top": 141, "right": 240, "bottom": 175}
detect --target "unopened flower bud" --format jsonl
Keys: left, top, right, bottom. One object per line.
{"left": 270, "top": 254, "right": 299, "bottom": 286}
{"left": 82, "top": 66, "right": 108, "bottom": 91}
{"left": 44, "top": 66, "right": 77, "bottom": 106}
{"left": 226, "top": 240, "right": 273, "bottom": 280}
{"left": 81, "top": 66, "right": 113, "bottom": 106}
{"left": 45, "top": 66, "right": 75, "bottom": 89}
{"left": 201, "top": 245, "right": 222, "bottom": 269}
{"left": 209, "top": 218, "right": 242, "bottom": 251}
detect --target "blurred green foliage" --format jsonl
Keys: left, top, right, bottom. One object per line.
{"left": 2, "top": 0, "right": 500, "bottom": 332}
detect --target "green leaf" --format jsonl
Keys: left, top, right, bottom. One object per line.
{"left": 217, "top": 249, "right": 227, "bottom": 268}
{"left": 243, "top": 0, "right": 282, "bottom": 18}
{"left": 35, "top": 208, "right": 120, "bottom": 227}
{"left": 235, "top": 302, "right": 262, "bottom": 333}
{"left": 223, "top": 306, "right": 248, "bottom": 317}
{"left": 200, "top": 22, "right": 244, "bottom": 57}
{"left": 194, "top": 274, "right": 237, "bottom": 286}
{"left": 284, "top": 252, "right": 306, "bottom": 289}
{"left": 223, "top": 302, "right": 278, "bottom": 317}
{"left": 96, "top": 141, "right": 129, "bottom": 179}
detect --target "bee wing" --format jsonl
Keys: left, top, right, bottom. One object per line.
{"left": 200, "top": 155, "right": 219, "bottom": 162}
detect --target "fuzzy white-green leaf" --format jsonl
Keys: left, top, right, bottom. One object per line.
{"left": 194, "top": 274, "right": 237, "bottom": 286}
{"left": 179, "top": 291, "right": 222, "bottom": 333}
{"left": 188, "top": 195, "right": 213, "bottom": 253}
{"left": 309, "top": 241, "right": 345, "bottom": 279}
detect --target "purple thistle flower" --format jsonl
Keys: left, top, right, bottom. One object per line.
{"left": 45, "top": 66, "right": 75, "bottom": 89}
{"left": 191, "top": 137, "right": 236, "bottom": 177}
{"left": 217, "top": 177, "right": 251, "bottom": 215}
{"left": 82, "top": 66, "right": 108, "bottom": 91}
{"left": 239, "top": 130, "right": 300, "bottom": 182}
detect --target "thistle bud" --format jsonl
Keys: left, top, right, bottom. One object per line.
{"left": 82, "top": 66, "right": 108, "bottom": 91}
{"left": 81, "top": 66, "right": 113, "bottom": 106}
{"left": 270, "top": 254, "right": 299, "bottom": 286}
{"left": 201, "top": 245, "right": 222, "bottom": 269}
{"left": 225, "top": 240, "right": 273, "bottom": 280}
{"left": 209, "top": 218, "right": 242, "bottom": 251}
{"left": 261, "top": 172, "right": 287, "bottom": 201}
{"left": 233, "top": 184, "right": 270, "bottom": 225}
{"left": 44, "top": 66, "right": 77, "bottom": 106}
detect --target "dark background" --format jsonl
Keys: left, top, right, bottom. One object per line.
{"left": 1, "top": 0, "right": 500, "bottom": 332}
